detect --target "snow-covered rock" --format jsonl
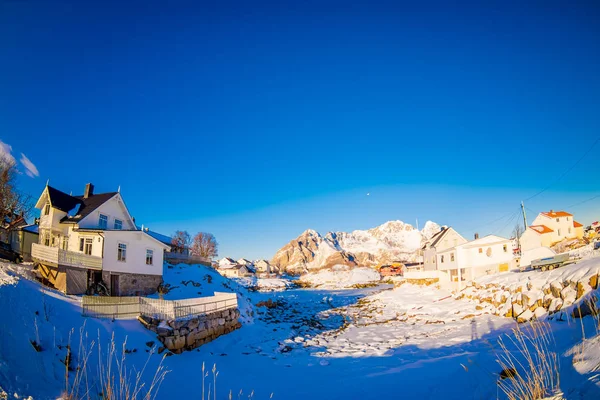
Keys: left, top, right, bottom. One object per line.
{"left": 299, "top": 265, "right": 381, "bottom": 289}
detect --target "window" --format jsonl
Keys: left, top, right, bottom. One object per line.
{"left": 118, "top": 243, "right": 127, "bottom": 262}
{"left": 441, "top": 255, "right": 445, "bottom": 263}
{"left": 114, "top": 219, "right": 123, "bottom": 230}
{"left": 478, "top": 248, "right": 483, "bottom": 254}
{"left": 62, "top": 236, "right": 68, "bottom": 250}
{"left": 79, "top": 237, "right": 93, "bottom": 254}
{"left": 450, "top": 253, "right": 455, "bottom": 262}
{"left": 44, "top": 234, "right": 50, "bottom": 246}
{"left": 568, "top": 227, "right": 571, "bottom": 234}
{"left": 503, "top": 244, "right": 507, "bottom": 253}
{"left": 558, "top": 229, "right": 561, "bottom": 236}
{"left": 486, "top": 247, "right": 492, "bottom": 257}
{"left": 99, "top": 214, "right": 108, "bottom": 229}
{"left": 51, "top": 236, "right": 56, "bottom": 246}
{"left": 567, "top": 217, "right": 570, "bottom": 221}
{"left": 556, "top": 218, "right": 559, "bottom": 222}
{"left": 146, "top": 249, "right": 154, "bottom": 265}
{"left": 44, "top": 203, "right": 50, "bottom": 215}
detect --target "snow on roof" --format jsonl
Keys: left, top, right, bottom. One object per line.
{"left": 530, "top": 225, "right": 554, "bottom": 234}
{"left": 541, "top": 210, "right": 572, "bottom": 218}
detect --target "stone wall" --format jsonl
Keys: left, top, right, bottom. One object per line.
{"left": 459, "top": 272, "right": 599, "bottom": 323}
{"left": 101, "top": 272, "right": 162, "bottom": 296}
{"left": 139, "top": 308, "right": 241, "bottom": 354}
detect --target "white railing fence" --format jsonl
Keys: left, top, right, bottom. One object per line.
{"left": 82, "top": 292, "right": 238, "bottom": 320}
{"left": 32, "top": 243, "right": 103, "bottom": 270}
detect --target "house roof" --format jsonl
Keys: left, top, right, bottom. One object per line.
{"left": 60, "top": 192, "right": 119, "bottom": 224}
{"left": 46, "top": 186, "right": 82, "bottom": 213}
{"left": 530, "top": 225, "right": 554, "bottom": 234}
{"left": 21, "top": 224, "right": 39, "bottom": 234}
{"left": 422, "top": 227, "right": 450, "bottom": 249}
{"left": 541, "top": 211, "right": 572, "bottom": 218}
{"left": 144, "top": 230, "right": 172, "bottom": 246}
{"left": 573, "top": 221, "right": 583, "bottom": 228}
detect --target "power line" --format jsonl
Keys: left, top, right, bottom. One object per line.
{"left": 524, "top": 136, "right": 600, "bottom": 201}
{"left": 494, "top": 209, "right": 522, "bottom": 236}
{"left": 567, "top": 194, "right": 600, "bottom": 209}
{"left": 463, "top": 207, "right": 521, "bottom": 235}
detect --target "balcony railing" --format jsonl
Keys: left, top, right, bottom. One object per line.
{"left": 32, "top": 243, "right": 103, "bottom": 270}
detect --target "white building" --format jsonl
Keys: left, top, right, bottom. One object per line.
{"left": 255, "top": 259, "right": 279, "bottom": 275}
{"left": 519, "top": 210, "right": 584, "bottom": 251}
{"left": 32, "top": 183, "right": 170, "bottom": 295}
{"left": 217, "top": 264, "right": 250, "bottom": 278}
{"left": 436, "top": 234, "right": 515, "bottom": 287}
{"left": 421, "top": 227, "right": 467, "bottom": 272}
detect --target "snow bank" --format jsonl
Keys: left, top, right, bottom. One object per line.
{"left": 157, "top": 263, "right": 254, "bottom": 323}
{"left": 234, "top": 276, "right": 293, "bottom": 291}
{"left": 300, "top": 265, "right": 380, "bottom": 289}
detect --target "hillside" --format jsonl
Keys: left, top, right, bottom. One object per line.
{"left": 271, "top": 220, "right": 441, "bottom": 274}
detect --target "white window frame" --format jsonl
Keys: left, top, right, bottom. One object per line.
{"left": 441, "top": 255, "right": 445, "bottom": 263}
{"left": 44, "top": 203, "right": 50, "bottom": 216}
{"left": 146, "top": 249, "right": 154, "bottom": 265}
{"left": 117, "top": 243, "right": 127, "bottom": 262}
{"left": 450, "top": 253, "right": 455, "bottom": 262}
{"left": 99, "top": 214, "right": 108, "bottom": 229}
{"left": 81, "top": 238, "right": 93, "bottom": 255}
{"left": 114, "top": 219, "right": 123, "bottom": 230}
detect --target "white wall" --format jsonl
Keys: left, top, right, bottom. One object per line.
{"left": 519, "top": 228, "right": 542, "bottom": 251}
{"left": 532, "top": 214, "right": 578, "bottom": 243}
{"left": 102, "top": 231, "right": 166, "bottom": 276}
{"left": 78, "top": 194, "right": 135, "bottom": 230}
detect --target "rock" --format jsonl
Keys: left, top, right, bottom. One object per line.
{"left": 164, "top": 336, "right": 175, "bottom": 350}
{"left": 550, "top": 281, "right": 563, "bottom": 298}
{"left": 218, "top": 318, "right": 225, "bottom": 326}
{"left": 512, "top": 303, "right": 523, "bottom": 319}
{"left": 517, "top": 309, "right": 534, "bottom": 323}
{"left": 173, "top": 335, "right": 186, "bottom": 350}
{"left": 590, "top": 274, "right": 598, "bottom": 290}
{"left": 534, "top": 307, "right": 547, "bottom": 319}
{"left": 571, "top": 299, "right": 598, "bottom": 318}
{"left": 294, "top": 336, "right": 305, "bottom": 343}
{"left": 561, "top": 286, "right": 576, "bottom": 304}
{"left": 180, "top": 328, "right": 189, "bottom": 336}
{"left": 158, "top": 346, "right": 166, "bottom": 354}
{"left": 187, "top": 318, "right": 200, "bottom": 331}
{"left": 576, "top": 281, "right": 591, "bottom": 300}
{"left": 145, "top": 341, "right": 155, "bottom": 348}
{"left": 157, "top": 321, "right": 173, "bottom": 337}
{"left": 169, "top": 320, "right": 185, "bottom": 330}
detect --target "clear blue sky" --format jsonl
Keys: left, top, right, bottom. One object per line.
{"left": 1, "top": 1, "right": 599, "bottom": 260}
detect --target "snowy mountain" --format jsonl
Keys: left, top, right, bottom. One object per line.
{"left": 271, "top": 220, "right": 442, "bottom": 274}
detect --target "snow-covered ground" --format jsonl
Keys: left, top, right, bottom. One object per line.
{"left": 1, "top": 259, "right": 600, "bottom": 399}
{"left": 299, "top": 265, "right": 382, "bottom": 288}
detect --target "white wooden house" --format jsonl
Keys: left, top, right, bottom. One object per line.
{"left": 519, "top": 210, "right": 585, "bottom": 251}
{"left": 31, "top": 183, "right": 170, "bottom": 295}
{"left": 436, "top": 234, "right": 515, "bottom": 288}
{"left": 421, "top": 227, "right": 467, "bottom": 272}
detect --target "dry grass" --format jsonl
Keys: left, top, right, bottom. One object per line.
{"left": 62, "top": 324, "right": 168, "bottom": 400}
{"left": 496, "top": 321, "right": 560, "bottom": 400}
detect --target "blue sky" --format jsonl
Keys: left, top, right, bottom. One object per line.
{"left": 1, "top": 1, "right": 599, "bottom": 260}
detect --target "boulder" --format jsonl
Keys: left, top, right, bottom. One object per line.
{"left": 590, "top": 274, "right": 598, "bottom": 290}
{"left": 517, "top": 309, "right": 534, "bottom": 323}
{"left": 550, "top": 281, "right": 563, "bottom": 298}
{"left": 187, "top": 318, "right": 200, "bottom": 331}
{"left": 572, "top": 298, "right": 598, "bottom": 319}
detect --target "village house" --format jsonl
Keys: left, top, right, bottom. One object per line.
{"left": 519, "top": 210, "right": 584, "bottom": 251}
{"left": 31, "top": 183, "right": 170, "bottom": 296}
{"left": 216, "top": 257, "right": 250, "bottom": 278}
{"left": 379, "top": 262, "right": 404, "bottom": 277}
{"left": 255, "top": 259, "right": 279, "bottom": 276}
{"left": 436, "top": 234, "right": 515, "bottom": 287}
{"left": 1, "top": 213, "right": 27, "bottom": 243}
{"left": 10, "top": 224, "right": 39, "bottom": 262}
{"left": 422, "top": 227, "right": 468, "bottom": 272}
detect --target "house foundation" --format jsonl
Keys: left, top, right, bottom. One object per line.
{"left": 102, "top": 272, "right": 162, "bottom": 296}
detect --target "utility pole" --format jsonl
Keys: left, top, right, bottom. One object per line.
{"left": 416, "top": 218, "right": 419, "bottom": 231}
{"left": 521, "top": 201, "right": 528, "bottom": 230}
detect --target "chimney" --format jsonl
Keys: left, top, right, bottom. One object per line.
{"left": 474, "top": 233, "right": 479, "bottom": 240}
{"left": 84, "top": 183, "right": 94, "bottom": 198}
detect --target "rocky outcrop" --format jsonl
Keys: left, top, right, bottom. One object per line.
{"left": 140, "top": 308, "right": 241, "bottom": 354}
{"left": 271, "top": 221, "right": 441, "bottom": 274}
{"left": 458, "top": 272, "right": 599, "bottom": 323}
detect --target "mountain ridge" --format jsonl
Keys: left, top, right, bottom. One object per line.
{"left": 271, "top": 220, "right": 441, "bottom": 274}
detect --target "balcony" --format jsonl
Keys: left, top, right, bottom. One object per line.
{"left": 32, "top": 243, "right": 103, "bottom": 270}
